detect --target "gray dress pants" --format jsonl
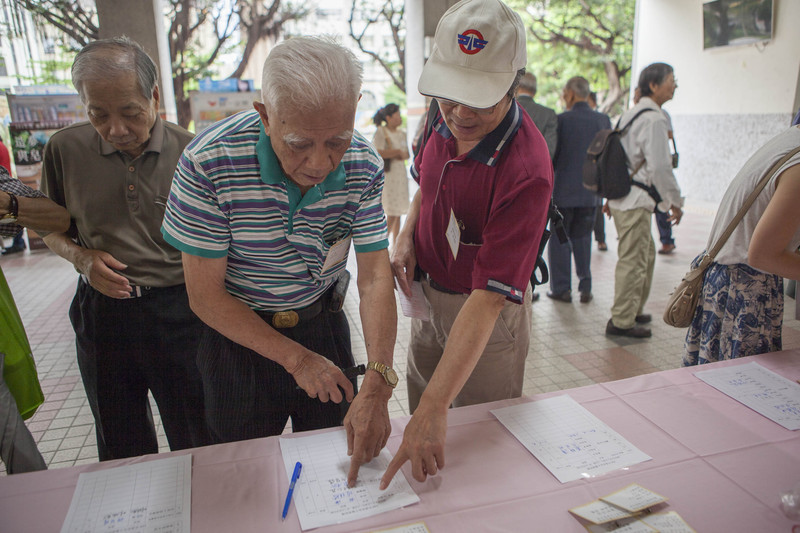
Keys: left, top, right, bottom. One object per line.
{"left": 0, "top": 353, "right": 46, "bottom": 474}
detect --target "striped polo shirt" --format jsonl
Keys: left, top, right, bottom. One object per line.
{"left": 161, "top": 110, "right": 388, "bottom": 311}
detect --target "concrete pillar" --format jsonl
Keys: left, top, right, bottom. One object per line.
{"left": 96, "top": 0, "right": 177, "bottom": 123}
{"left": 404, "top": 0, "right": 426, "bottom": 151}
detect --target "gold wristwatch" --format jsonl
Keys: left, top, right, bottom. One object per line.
{"left": 0, "top": 193, "right": 18, "bottom": 224}
{"left": 366, "top": 361, "right": 398, "bottom": 388}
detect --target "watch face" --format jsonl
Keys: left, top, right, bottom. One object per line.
{"left": 386, "top": 368, "right": 399, "bottom": 387}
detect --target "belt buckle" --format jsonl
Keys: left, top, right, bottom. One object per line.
{"left": 272, "top": 310, "right": 299, "bottom": 328}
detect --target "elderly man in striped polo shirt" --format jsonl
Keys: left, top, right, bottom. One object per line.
{"left": 162, "top": 36, "right": 398, "bottom": 486}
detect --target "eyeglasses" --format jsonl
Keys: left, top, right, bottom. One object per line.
{"left": 435, "top": 96, "right": 506, "bottom": 115}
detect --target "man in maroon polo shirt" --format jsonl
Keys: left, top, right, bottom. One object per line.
{"left": 382, "top": 0, "right": 553, "bottom": 489}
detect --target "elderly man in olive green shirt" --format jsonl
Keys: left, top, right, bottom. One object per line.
{"left": 40, "top": 37, "right": 209, "bottom": 461}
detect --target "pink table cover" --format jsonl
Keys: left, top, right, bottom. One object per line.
{"left": 1, "top": 351, "right": 799, "bottom": 532}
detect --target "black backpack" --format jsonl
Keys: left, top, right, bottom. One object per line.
{"left": 582, "top": 108, "right": 656, "bottom": 200}
{"left": 416, "top": 100, "right": 566, "bottom": 287}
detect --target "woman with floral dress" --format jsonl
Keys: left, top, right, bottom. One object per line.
{"left": 684, "top": 126, "right": 800, "bottom": 365}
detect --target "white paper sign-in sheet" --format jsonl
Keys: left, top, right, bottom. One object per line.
{"left": 280, "top": 430, "right": 420, "bottom": 531}
{"left": 491, "top": 395, "right": 651, "bottom": 483}
{"left": 60, "top": 454, "right": 191, "bottom": 533}
{"left": 694, "top": 361, "right": 800, "bottom": 430}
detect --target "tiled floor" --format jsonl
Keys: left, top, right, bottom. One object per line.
{"left": 3, "top": 199, "right": 800, "bottom": 476}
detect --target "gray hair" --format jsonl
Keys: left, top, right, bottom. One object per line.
{"left": 638, "top": 62, "right": 674, "bottom": 98}
{"left": 261, "top": 36, "right": 363, "bottom": 112}
{"left": 565, "top": 76, "right": 591, "bottom": 99}
{"left": 518, "top": 72, "right": 537, "bottom": 96}
{"left": 71, "top": 36, "right": 158, "bottom": 103}
{"left": 507, "top": 69, "right": 525, "bottom": 99}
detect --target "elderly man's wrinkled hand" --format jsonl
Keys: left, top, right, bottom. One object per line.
{"left": 76, "top": 249, "right": 132, "bottom": 299}
{"left": 380, "top": 406, "right": 446, "bottom": 490}
{"left": 343, "top": 380, "right": 392, "bottom": 487}
{"left": 390, "top": 232, "right": 417, "bottom": 298}
{"left": 289, "top": 351, "right": 354, "bottom": 404}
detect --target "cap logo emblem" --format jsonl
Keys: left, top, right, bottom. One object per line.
{"left": 458, "top": 30, "right": 487, "bottom": 55}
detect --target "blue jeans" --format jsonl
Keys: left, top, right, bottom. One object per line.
{"left": 547, "top": 206, "right": 596, "bottom": 294}
{"left": 655, "top": 210, "right": 674, "bottom": 246}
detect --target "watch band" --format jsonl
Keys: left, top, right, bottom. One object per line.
{"left": 366, "top": 361, "right": 398, "bottom": 388}
{"left": 6, "top": 193, "right": 18, "bottom": 218}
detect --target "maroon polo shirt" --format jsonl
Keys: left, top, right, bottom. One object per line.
{"left": 411, "top": 102, "right": 554, "bottom": 303}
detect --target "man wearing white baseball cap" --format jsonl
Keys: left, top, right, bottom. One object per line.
{"left": 384, "top": 0, "right": 553, "bottom": 489}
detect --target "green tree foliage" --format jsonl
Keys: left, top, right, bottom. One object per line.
{"left": 15, "top": 0, "right": 306, "bottom": 128}
{"left": 509, "top": 0, "right": 635, "bottom": 115}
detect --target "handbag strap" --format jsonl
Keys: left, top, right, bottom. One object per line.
{"left": 707, "top": 144, "right": 800, "bottom": 259}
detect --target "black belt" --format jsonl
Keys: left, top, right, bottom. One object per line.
{"left": 422, "top": 272, "right": 462, "bottom": 295}
{"left": 79, "top": 275, "right": 176, "bottom": 298}
{"left": 257, "top": 294, "right": 328, "bottom": 329}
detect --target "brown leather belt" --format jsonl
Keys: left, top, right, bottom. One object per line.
{"left": 257, "top": 297, "right": 326, "bottom": 329}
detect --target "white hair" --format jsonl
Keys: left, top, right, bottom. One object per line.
{"left": 261, "top": 36, "right": 363, "bottom": 113}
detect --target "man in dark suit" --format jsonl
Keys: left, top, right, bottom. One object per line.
{"left": 546, "top": 77, "right": 610, "bottom": 304}
{"left": 516, "top": 72, "right": 557, "bottom": 160}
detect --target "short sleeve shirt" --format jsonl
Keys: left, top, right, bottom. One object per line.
{"left": 40, "top": 116, "right": 193, "bottom": 287}
{"left": 161, "top": 110, "right": 388, "bottom": 311}
{"left": 411, "top": 102, "right": 554, "bottom": 302}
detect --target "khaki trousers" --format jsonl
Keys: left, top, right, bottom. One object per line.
{"left": 609, "top": 207, "right": 655, "bottom": 329}
{"left": 406, "top": 278, "right": 531, "bottom": 413}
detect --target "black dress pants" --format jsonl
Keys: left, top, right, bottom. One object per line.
{"left": 69, "top": 279, "right": 210, "bottom": 460}
{"left": 197, "top": 305, "right": 356, "bottom": 444}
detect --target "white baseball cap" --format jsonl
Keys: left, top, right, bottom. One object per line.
{"left": 418, "top": 0, "right": 527, "bottom": 109}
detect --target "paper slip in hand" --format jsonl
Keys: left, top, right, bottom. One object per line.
{"left": 570, "top": 499, "right": 634, "bottom": 524}
{"left": 397, "top": 281, "right": 430, "bottom": 321}
{"left": 280, "top": 430, "right": 419, "bottom": 530}
{"left": 600, "top": 484, "right": 667, "bottom": 513}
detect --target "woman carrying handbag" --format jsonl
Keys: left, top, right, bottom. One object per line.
{"left": 682, "top": 126, "right": 800, "bottom": 366}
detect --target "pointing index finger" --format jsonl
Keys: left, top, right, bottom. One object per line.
{"left": 380, "top": 449, "right": 407, "bottom": 490}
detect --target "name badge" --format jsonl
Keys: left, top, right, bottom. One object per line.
{"left": 446, "top": 209, "right": 460, "bottom": 260}
{"left": 320, "top": 235, "right": 351, "bottom": 275}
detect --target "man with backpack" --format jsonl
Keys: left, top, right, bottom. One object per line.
{"left": 383, "top": 0, "right": 553, "bottom": 489}
{"left": 605, "top": 62, "right": 683, "bottom": 338}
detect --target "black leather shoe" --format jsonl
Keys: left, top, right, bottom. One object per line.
{"left": 635, "top": 314, "right": 652, "bottom": 324}
{"left": 546, "top": 291, "right": 571, "bottom": 303}
{"left": 605, "top": 319, "right": 651, "bottom": 338}
{"left": 580, "top": 292, "right": 593, "bottom": 303}
{"left": 1, "top": 244, "right": 25, "bottom": 255}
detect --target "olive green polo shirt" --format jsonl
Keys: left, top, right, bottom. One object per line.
{"left": 41, "top": 116, "right": 193, "bottom": 287}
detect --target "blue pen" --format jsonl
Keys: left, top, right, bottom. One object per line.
{"left": 281, "top": 461, "right": 303, "bottom": 521}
